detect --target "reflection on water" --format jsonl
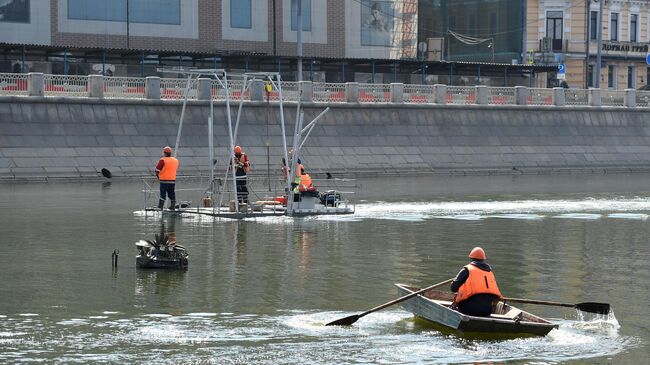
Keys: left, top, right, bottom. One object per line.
{"left": 1, "top": 174, "right": 650, "bottom": 363}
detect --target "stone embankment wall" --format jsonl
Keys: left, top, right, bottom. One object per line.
{"left": 1, "top": 96, "right": 650, "bottom": 180}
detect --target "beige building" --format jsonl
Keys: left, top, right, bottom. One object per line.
{"left": 527, "top": 0, "right": 650, "bottom": 89}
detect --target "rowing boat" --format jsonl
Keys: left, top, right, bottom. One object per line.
{"left": 396, "top": 283, "right": 558, "bottom": 338}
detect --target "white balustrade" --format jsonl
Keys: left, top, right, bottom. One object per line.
{"left": 487, "top": 87, "right": 515, "bottom": 105}
{"left": 527, "top": 88, "right": 554, "bottom": 106}
{"left": 0, "top": 73, "right": 29, "bottom": 96}
{"left": 313, "top": 83, "right": 346, "bottom": 103}
{"left": 403, "top": 84, "right": 435, "bottom": 103}
{"left": 0, "top": 72, "right": 648, "bottom": 109}
{"left": 104, "top": 76, "right": 145, "bottom": 99}
{"left": 601, "top": 90, "right": 625, "bottom": 107}
{"left": 43, "top": 74, "right": 88, "bottom": 97}
{"left": 358, "top": 83, "right": 391, "bottom": 103}
{"left": 446, "top": 86, "right": 476, "bottom": 104}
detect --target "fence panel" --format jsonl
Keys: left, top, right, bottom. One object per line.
{"left": 636, "top": 91, "right": 650, "bottom": 107}
{"left": 313, "top": 82, "right": 346, "bottom": 103}
{"left": 601, "top": 90, "right": 625, "bottom": 106}
{"left": 487, "top": 87, "right": 515, "bottom": 105}
{"left": 565, "top": 89, "right": 589, "bottom": 106}
{"left": 527, "top": 88, "right": 554, "bottom": 106}
{"left": 161, "top": 78, "right": 198, "bottom": 100}
{"left": 404, "top": 84, "right": 435, "bottom": 104}
{"left": 43, "top": 75, "right": 88, "bottom": 97}
{"left": 0, "top": 73, "right": 28, "bottom": 96}
{"left": 104, "top": 77, "right": 146, "bottom": 99}
{"left": 358, "top": 83, "right": 391, "bottom": 103}
{"left": 446, "top": 86, "right": 476, "bottom": 104}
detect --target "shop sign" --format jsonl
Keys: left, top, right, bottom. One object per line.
{"left": 602, "top": 42, "right": 649, "bottom": 53}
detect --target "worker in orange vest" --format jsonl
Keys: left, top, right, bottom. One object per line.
{"left": 451, "top": 247, "right": 502, "bottom": 317}
{"left": 155, "top": 146, "right": 179, "bottom": 210}
{"left": 231, "top": 145, "right": 251, "bottom": 203}
{"left": 297, "top": 171, "right": 314, "bottom": 192}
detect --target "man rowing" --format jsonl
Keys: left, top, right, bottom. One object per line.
{"left": 450, "top": 247, "right": 502, "bottom": 317}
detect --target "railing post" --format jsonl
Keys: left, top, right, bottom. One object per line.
{"left": 515, "top": 86, "right": 528, "bottom": 105}
{"left": 553, "top": 87, "right": 565, "bottom": 106}
{"left": 476, "top": 85, "right": 487, "bottom": 104}
{"left": 88, "top": 74, "right": 104, "bottom": 98}
{"left": 589, "top": 88, "right": 601, "bottom": 107}
{"left": 145, "top": 76, "right": 161, "bottom": 100}
{"left": 390, "top": 83, "right": 404, "bottom": 103}
{"left": 625, "top": 88, "right": 636, "bottom": 107}
{"left": 250, "top": 79, "right": 264, "bottom": 101}
{"left": 197, "top": 78, "right": 212, "bottom": 101}
{"left": 28, "top": 72, "right": 44, "bottom": 97}
{"left": 434, "top": 84, "right": 446, "bottom": 104}
{"left": 299, "top": 81, "right": 313, "bottom": 102}
{"left": 345, "top": 82, "right": 359, "bottom": 103}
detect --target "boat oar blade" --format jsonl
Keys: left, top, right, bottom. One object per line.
{"left": 575, "top": 302, "right": 610, "bottom": 314}
{"left": 325, "top": 314, "right": 360, "bottom": 326}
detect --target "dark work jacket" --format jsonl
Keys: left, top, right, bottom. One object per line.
{"left": 450, "top": 260, "right": 499, "bottom": 317}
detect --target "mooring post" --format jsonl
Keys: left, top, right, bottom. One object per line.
{"left": 112, "top": 249, "right": 119, "bottom": 268}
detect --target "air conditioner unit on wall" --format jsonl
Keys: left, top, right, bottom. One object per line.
{"left": 427, "top": 38, "right": 444, "bottom": 61}
{"left": 541, "top": 37, "right": 553, "bottom": 52}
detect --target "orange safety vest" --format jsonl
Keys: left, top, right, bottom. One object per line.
{"left": 453, "top": 264, "right": 502, "bottom": 304}
{"left": 158, "top": 156, "right": 179, "bottom": 181}
{"left": 298, "top": 174, "right": 314, "bottom": 192}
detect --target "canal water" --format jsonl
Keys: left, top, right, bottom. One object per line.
{"left": 1, "top": 174, "right": 649, "bottom": 364}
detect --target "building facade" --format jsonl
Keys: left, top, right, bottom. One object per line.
{"left": 527, "top": 0, "right": 650, "bottom": 89}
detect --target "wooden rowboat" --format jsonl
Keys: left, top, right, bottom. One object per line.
{"left": 396, "top": 283, "right": 558, "bottom": 338}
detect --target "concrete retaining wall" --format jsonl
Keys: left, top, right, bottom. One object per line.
{"left": 2, "top": 96, "right": 650, "bottom": 180}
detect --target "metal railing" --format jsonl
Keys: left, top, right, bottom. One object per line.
{"left": 313, "top": 83, "right": 346, "bottom": 103}
{"left": 43, "top": 74, "right": 87, "bottom": 97}
{"left": 527, "top": 88, "right": 554, "bottom": 106}
{"left": 0, "top": 73, "right": 28, "bottom": 96}
{"left": 565, "top": 89, "right": 589, "bottom": 106}
{"left": 3, "top": 73, "right": 650, "bottom": 109}
{"left": 404, "top": 84, "right": 435, "bottom": 104}
{"left": 487, "top": 87, "right": 515, "bottom": 105}
{"left": 358, "top": 83, "right": 391, "bottom": 103}
{"left": 104, "top": 76, "right": 146, "bottom": 99}
{"left": 601, "top": 90, "right": 625, "bottom": 107}
{"left": 446, "top": 86, "right": 476, "bottom": 104}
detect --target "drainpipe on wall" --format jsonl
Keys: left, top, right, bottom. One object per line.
{"left": 585, "top": 0, "right": 590, "bottom": 89}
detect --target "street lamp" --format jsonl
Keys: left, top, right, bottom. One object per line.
{"left": 595, "top": 0, "right": 604, "bottom": 88}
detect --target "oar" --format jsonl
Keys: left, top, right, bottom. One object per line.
{"left": 503, "top": 297, "right": 610, "bottom": 314}
{"left": 326, "top": 278, "right": 454, "bottom": 326}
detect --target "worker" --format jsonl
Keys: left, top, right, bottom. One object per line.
{"left": 155, "top": 146, "right": 179, "bottom": 210}
{"left": 282, "top": 149, "right": 304, "bottom": 192}
{"left": 450, "top": 247, "right": 502, "bottom": 317}
{"left": 297, "top": 171, "right": 315, "bottom": 192}
{"left": 231, "top": 145, "right": 250, "bottom": 203}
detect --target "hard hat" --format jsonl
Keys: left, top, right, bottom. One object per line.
{"left": 163, "top": 146, "right": 172, "bottom": 154}
{"left": 234, "top": 145, "right": 242, "bottom": 154}
{"left": 469, "top": 247, "right": 486, "bottom": 260}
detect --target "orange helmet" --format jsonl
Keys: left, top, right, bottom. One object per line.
{"left": 234, "top": 145, "right": 242, "bottom": 154}
{"left": 469, "top": 247, "right": 486, "bottom": 260}
{"left": 163, "top": 146, "right": 172, "bottom": 154}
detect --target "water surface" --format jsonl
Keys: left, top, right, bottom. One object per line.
{"left": 1, "top": 174, "right": 649, "bottom": 364}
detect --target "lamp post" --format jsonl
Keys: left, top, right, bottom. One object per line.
{"left": 296, "top": 0, "right": 303, "bottom": 82}
{"left": 595, "top": 0, "right": 604, "bottom": 88}
{"left": 126, "top": 0, "right": 130, "bottom": 49}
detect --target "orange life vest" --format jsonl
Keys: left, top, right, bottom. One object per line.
{"left": 298, "top": 174, "right": 314, "bottom": 192}
{"left": 453, "top": 264, "right": 502, "bottom": 304}
{"left": 158, "top": 156, "right": 179, "bottom": 181}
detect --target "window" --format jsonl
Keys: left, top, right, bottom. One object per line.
{"left": 0, "top": 0, "right": 30, "bottom": 23}
{"left": 587, "top": 64, "right": 594, "bottom": 87}
{"left": 590, "top": 11, "right": 598, "bottom": 41}
{"left": 546, "top": 11, "right": 563, "bottom": 51}
{"left": 291, "top": 0, "right": 311, "bottom": 31}
{"left": 628, "top": 66, "right": 636, "bottom": 89}
{"left": 630, "top": 14, "right": 638, "bottom": 42}
{"left": 68, "top": 0, "right": 180, "bottom": 25}
{"left": 608, "top": 65, "right": 616, "bottom": 88}
{"left": 610, "top": 12, "right": 619, "bottom": 41}
{"left": 231, "top": 0, "right": 251, "bottom": 29}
